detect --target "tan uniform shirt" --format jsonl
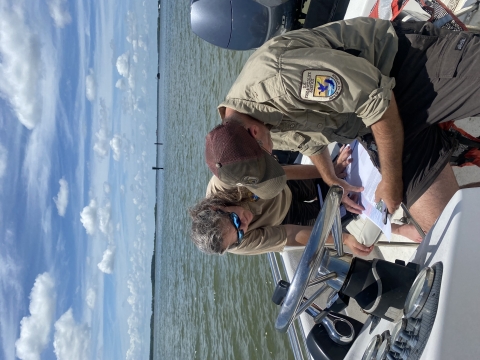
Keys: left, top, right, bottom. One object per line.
{"left": 206, "top": 176, "right": 380, "bottom": 254}
{"left": 206, "top": 176, "right": 292, "bottom": 255}
{"left": 218, "top": 18, "right": 398, "bottom": 156}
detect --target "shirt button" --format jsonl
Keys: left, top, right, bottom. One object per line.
{"left": 290, "top": 124, "right": 295, "bottom": 128}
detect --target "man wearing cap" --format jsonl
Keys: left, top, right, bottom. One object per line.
{"left": 206, "top": 143, "right": 353, "bottom": 224}
{"left": 205, "top": 17, "right": 480, "bottom": 234}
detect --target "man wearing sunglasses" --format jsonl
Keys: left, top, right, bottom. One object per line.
{"left": 205, "top": 17, "right": 480, "bottom": 236}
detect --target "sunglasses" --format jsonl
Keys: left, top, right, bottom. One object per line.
{"left": 228, "top": 212, "right": 245, "bottom": 247}
{"left": 216, "top": 210, "right": 245, "bottom": 252}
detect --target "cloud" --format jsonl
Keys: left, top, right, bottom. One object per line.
{"left": 97, "top": 246, "right": 116, "bottom": 274}
{"left": 116, "top": 52, "right": 130, "bottom": 77}
{"left": 80, "top": 199, "right": 114, "bottom": 238}
{"left": 85, "top": 69, "right": 96, "bottom": 101}
{"left": 85, "top": 288, "right": 96, "bottom": 310}
{"left": 115, "top": 79, "right": 126, "bottom": 90}
{"left": 138, "top": 35, "right": 147, "bottom": 50}
{"left": 103, "top": 182, "right": 111, "bottom": 194}
{"left": 0, "top": 229, "right": 24, "bottom": 360}
{"left": 53, "top": 178, "right": 69, "bottom": 216}
{"left": 127, "top": 73, "right": 136, "bottom": 90}
{"left": 93, "top": 99, "right": 110, "bottom": 159}
{"left": 53, "top": 309, "right": 90, "bottom": 360}
{"left": 47, "top": 0, "right": 72, "bottom": 28}
{"left": 80, "top": 199, "right": 97, "bottom": 235}
{"left": 97, "top": 203, "right": 113, "bottom": 236}
{"left": 0, "top": 144, "right": 6, "bottom": 179}
{"left": 15, "top": 273, "right": 56, "bottom": 360}
{"left": 93, "top": 124, "right": 109, "bottom": 158}
{"left": 0, "top": 4, "right": 43, "bottom": 129}
{"left": 110, "top": 134, "right": 122, "bottom": 161}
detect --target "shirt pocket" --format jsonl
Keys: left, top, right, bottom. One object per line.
{"left": 307, "top": 111, "right": 360, "bottom": 144}
{"left": 304, "top": 110, "right": 327, "bottom": 132}
{"left": 272, "top": 130, "right": 312, "bottom": 152}
{"left": 277, "top": 120, "right": 300, "bottom": 131}
{"left": 333, "top": 113, "right": 363, "bottom": 143}
{"left": 276, "top": 109, "right": 312, "bottom": 131}
{"left": 249, "top": 74, "right": 286, "bottom": 102}
{"left": 440, "top": 33, "right": 474, "bottom": 78}
{"left": 286, "top": 132, "right": 311, "bottom": 152}
{"left": 430, "top": 33, "right": 474, "bottom": 79}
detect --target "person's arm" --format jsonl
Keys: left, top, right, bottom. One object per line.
{"left": 283, "top": 225, "right": 373, "bottom": 257}
{"left": 282, "top": 145, "right": 353, "bottom": 180}
{"left": 371, "top": 92, "right": 404, "bottom": 214}
{"left": 284, "top": 225, "right": 313, "bottom": 246}
{"left": 282, "top": 165, "right": 321, "bottom": 180}
{"left": 309, "top": 148, "right": 365, "bottom": 214}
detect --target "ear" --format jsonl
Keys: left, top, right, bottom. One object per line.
{"left": 248, "top": 124, "right": 260, "bottom": 139}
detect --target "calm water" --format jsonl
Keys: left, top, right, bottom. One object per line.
{"left": 152, "top": 1, "right": 294, "bottom": 359}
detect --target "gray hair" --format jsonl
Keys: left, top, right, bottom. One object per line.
{"left": 189, "top": 208, "right": 230, "bottom": 255}
{"left": 188, "top": 187, "right": 252, "bottom": 255}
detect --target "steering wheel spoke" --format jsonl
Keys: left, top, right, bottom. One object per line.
{"left": 275, "top": 186, "right": 345, "bottom": 333}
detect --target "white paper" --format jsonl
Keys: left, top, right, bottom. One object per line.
{"left": 345, "top": 141, "right": 392, "bottom": 240}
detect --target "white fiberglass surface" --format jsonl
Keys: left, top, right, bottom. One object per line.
{"left": 343, "top": 0, "right": 377, "bottom": 19}
{"left": 345, "top": 189, "right": 480, "bottom": 359}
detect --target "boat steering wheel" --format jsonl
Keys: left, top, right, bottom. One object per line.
{"left": 275, "top": 185, "right": 345, "bottom": 333}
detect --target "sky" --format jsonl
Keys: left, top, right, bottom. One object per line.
{"left": 0, "top": 0, "right": 158, "bottom": 359}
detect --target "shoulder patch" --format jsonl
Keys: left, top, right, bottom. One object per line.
{"left": 300, "top": 70, "right": 342, "bottom": 102}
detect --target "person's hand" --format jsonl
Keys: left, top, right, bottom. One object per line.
{"left": 343, "top": 233, "right": 374, "bottom": 257}
{"left": 333, "top": 145, "right": 353, "bottom": 179}
{"left": 335, "top": 178, "right": 364, "bottom": 214}
{"left": 375, "top": 178, "right": 403, "bottom": 214}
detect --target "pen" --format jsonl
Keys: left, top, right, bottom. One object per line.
{"left": 381, "top": 200, "right": 388, "bottom": 225}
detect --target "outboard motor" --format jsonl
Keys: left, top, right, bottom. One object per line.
{"left": 190, "top": 0, "right": 300, "bottom": 50}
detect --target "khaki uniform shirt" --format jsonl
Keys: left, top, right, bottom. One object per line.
{"left": 206, "top": 176, "right": 292, "bottom": 255}
{"left": 218, "top": 18, "right": 398, "bottom": 156}
{"left": 206, "top": 177, "right": 380, "bottom": 254}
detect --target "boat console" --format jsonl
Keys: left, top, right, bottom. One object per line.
{"left": 272, "top": 187, "right": 480, "bottom": 360}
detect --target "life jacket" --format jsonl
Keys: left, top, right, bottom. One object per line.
{"left": 411, "top": 0, "right": 467, "bottom": 31}
{"left": 439, "top": 121, "right": 480, "bottom": 168}
{"left": 369, "top": 0, "right": 467, "bottom": 31}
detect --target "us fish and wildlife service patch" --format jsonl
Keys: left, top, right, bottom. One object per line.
{"left": 300, "top": 70, "right": 342, "bottom": 102}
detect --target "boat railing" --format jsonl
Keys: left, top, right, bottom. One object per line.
{"left": 268, "top": 251, "right": 312, "bottom": 360}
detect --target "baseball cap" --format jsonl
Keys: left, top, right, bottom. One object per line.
{"left": 205, "top": 122, "right": 286, "bottom": 199}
